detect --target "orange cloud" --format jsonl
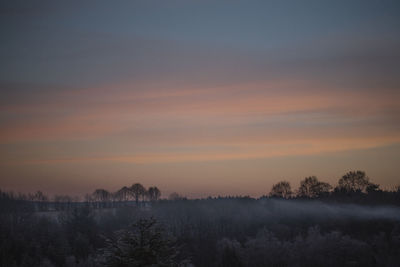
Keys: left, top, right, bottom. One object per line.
{"left": 1, "top": 78, "right": 399, "bottom": 179}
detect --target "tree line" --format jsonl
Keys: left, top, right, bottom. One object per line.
{"left": 269, "top": 170, "right": 384, "bottom": 198}
{"left": 86, "top": 183, "right": 161, "bottom": 208}
{"left": 0, "top": 183, "right": 161, "bottom": 211}
{"left": 1, "top": 170, "right": 400, "bottom": 266}
{"left": 1, "top": 170, "right": 400, "bottom": 212}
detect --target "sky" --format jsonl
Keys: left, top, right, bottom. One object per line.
{"left": 1, "top": 0, "right": 400, "bottom": 198}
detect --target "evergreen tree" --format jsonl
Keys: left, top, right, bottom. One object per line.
{"left": 101, "top": 217, "right": 188, "bottom": 267}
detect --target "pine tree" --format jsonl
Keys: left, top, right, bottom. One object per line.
{"left": 101, "top": 217, "right": 189, "bottom": 267}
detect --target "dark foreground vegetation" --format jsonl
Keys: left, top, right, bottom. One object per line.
{"left": 1, "top": 171, "right": 400, "bottom": 267}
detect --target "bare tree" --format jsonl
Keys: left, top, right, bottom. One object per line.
{"left": 34, "top": 190, "right": 48, "bottom": 202}
{"left": 115, "top": 186, "right": 131, "bottom": 202}
{"left": 92, "top": 189, "right": 111, "bottom": 208}
{"left": 33, "top": 190, "right": 48, "bottom": 211}
{"left": 148, "top": 186, "right": 161, "bottom": 202}
{"left": 54, "top": 194, "right": 73, "bottom": 210}
{"left": 298, "top": 176, "right": 332, "bottom": 198}
{"left": 142, "top": 190, "right": 148, "bottom": 203}
{"left": 336, "top": 171, "right": 378, "bottom": 193}
{"left": 130, "top": 183, "right": 146, "bottom": 206}
{"left": 168, "top": 192, "right": 186, "bottom": 201}
{"left": 396, "top": 185, "right": 400, "bottom": 193}
{"left": 92, "top": 189, "right": 110, "bottom": 202}
{"left": 269, "top": 181, "right": 292, "bottom": 198}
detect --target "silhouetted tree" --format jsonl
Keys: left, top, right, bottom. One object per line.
{"left": 93, "top": 189, "right": 111, "bottom": 208}
{"left": 169, "top": 192, "right": 186, "bottom": 201}
{"left": 34, "top": 190, "right": 48, "bottom": 202}
{"left": 366, "top": 183, "right": 380, "bottom": 194}
{"left": 298, "top": 176, "right": 332, "bottom": 198}
{"left": 142, "top": 190, "right": 148, "bottom": 203}
{"left": 2, "top": 186, "right": 400, "bottom": 266}
{"left": 32, "top": 190, "right": 48, "bottom": 211}
{"left": 54, "top": 195, "right": 73, "bottom": 210}
{"left": 93, "top": 189, "right": 110, "bottom": 202}
{"left": 336, "top": 171, "right": 378, "bottom": 193}
{"left": 130, "top": 183, "right": 146, "bottom": 205}
{"left": 270, "top": 181, "right": 292, "bottom": 198}
{"left": 101, "top": 217, "right": 186, "bottom": 266}
{"left": 148, "top": 186, "right": 161, "bottom": 202}
{"left": 115, "top": 186, "right": 131, "bottom": 202}
{"left": 396, "top": 185, "right": 400, "bottom": 193}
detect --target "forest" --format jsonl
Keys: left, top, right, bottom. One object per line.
{"left": 1, "top": 170, "right": 400, "bottom": 267}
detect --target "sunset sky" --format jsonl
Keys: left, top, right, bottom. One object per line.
{"left": 1, "top": 1, "right": 400, "bottom": 198}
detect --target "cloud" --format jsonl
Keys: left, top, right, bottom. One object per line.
{"left": 1, "top": 0, "right": 400, "bottom": 194}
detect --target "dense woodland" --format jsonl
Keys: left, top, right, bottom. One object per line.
{"left": 1, "top": 170, "right": 400, "bottom": 267}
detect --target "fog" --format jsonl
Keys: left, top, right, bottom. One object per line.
{"left": 263, "top": 199, "right": 400, "bottom": 220}
{"left": 1, "top": 191, "right": 400, "bottom": 266}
